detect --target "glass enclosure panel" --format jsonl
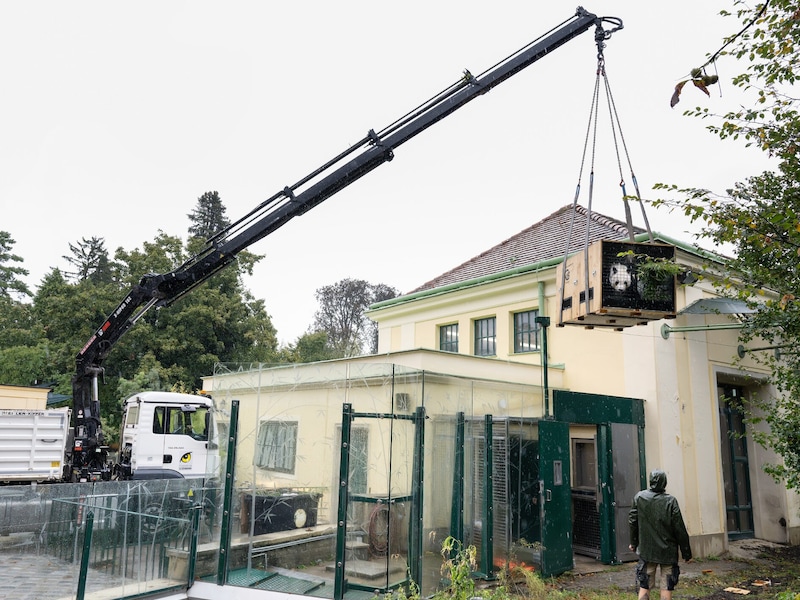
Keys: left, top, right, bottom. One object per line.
{"left": 213, "top": 362, "right": 345, "bottom": 594}
{"left": 0, "top": 479, "right": 207, "bottom": 599}
{"left": 341, "top": 412, "right": 416, "bottom": 592}
{"left": 206, "top": 360, "right": 543, "bottom": 596}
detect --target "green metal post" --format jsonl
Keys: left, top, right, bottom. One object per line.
{"left": 535, "top": 316, "right": 551, "bottom": 418}
{"left": 334, "top": 403, "right": 353, "bottom": 600}
{"left": 597, "top": 424, "right": 616, "bottom": 564}
{"left": 481, "top": 415, "right": 494, "bottom": 578}
{"left": 638, "top": 425, "right": 647, "bottom": 490}
{"left": 76, "top": 511, "right": 94, "bottom": 600}
{"left": 409, "top": 406, "right": 426, "bottom": 587}
{"left": 216, "top": 399, "right": 239, "bottom": 586}
{"left": 449, "top": 412, "right": 465, "bottom": 547}
{"left": 187, "top": 504, "right": 201, "bottom": 587}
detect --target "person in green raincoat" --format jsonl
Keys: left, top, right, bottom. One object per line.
{"left": 628, "top": 469, "right": 693, "bottom": 600}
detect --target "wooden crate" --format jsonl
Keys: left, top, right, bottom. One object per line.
{"left": 556, "top": 240, "right": 677, "bottom": 329}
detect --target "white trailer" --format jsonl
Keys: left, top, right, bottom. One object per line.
{"left": 0, "top": 407, "right": 71, "bottom": 483}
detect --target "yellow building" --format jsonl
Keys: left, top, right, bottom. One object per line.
{"left": 368, "top": 205, "right": 800, "bottom": 554}
{"left": 204, "top": 205, "right": 799, "bottom": 583}
{"left": 0, "top": 384, "right": 49, "bottom": 410}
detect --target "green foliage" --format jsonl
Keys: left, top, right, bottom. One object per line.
{"left": 284, "top": 331, "right": 338, "bottom": 363}
{"left": 652, "top": 0, "right": 800, "bottom": 490}
{"left": 0, "top": 231, "right": 31, "bottom": 298}
{"left": 116, "top": 352, "right": 170, "bottom": 398}
{"left": 615, "top": 250, "right": 684, "bottom": 301}
{"left": 0, "top": 345, "right": 49, "bottom": 387}
{"left": 436, "top": 536, "right": 478, "bottom": 600}
{"left": 388, "top": 537, "right": 556, "bottom": 600}
{"left": 114, "top": 231, "right": 185, "bottom": 285}
{"left": 0, "top": 296, "right": 42, "bottom": 348}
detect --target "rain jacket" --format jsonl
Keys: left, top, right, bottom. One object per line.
{"left": 628, "top": 470, "right": 692, "bottom": 565}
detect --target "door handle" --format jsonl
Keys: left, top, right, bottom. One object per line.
{"left": 546, "top": 489, "right": 552, "bottom": 502}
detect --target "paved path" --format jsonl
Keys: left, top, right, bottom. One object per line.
{"left": 0, "top": 551, "right": 116, "bottom": 600}
{"left": 0, "top": 534, "right": 179, "bottom": 600}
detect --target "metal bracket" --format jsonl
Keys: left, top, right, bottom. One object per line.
{"left": 661, "top": 322, "right": 744, "bottom": 339}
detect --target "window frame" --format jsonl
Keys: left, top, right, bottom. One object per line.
{"left": 513, "top": 309, "right": 541, "bottom": 354}
{"left": 439, "top": 323, "right": 459, "bottom": 353}
{"left": 473, "top": 316, "right": 497, "bottom": 357}
{"left": 255, "top": 420, "right": 299, "bottom": 474}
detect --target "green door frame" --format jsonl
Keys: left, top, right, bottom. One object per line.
{"left": 718, "top": 384, "right": 754, "bottom": 540}
{"left": 334, "top": 403, "right": 426, "bottom": 600}
{"left": 449, "top": 415, "right": 572, "bottom": 578}
{"left": 553, "top": 391, "right": 646, "bottom": 564}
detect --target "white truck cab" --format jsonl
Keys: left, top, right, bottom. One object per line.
{"left": 118, "top": 391, "right": 220, "bottom": 480}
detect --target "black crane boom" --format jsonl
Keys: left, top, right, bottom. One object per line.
{"left": 70, "top": 7, "right": 622, "bottom": 481}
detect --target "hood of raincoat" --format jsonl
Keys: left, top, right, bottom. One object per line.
{"left": 649, "top": 469, "right": 668, "bottom": 493}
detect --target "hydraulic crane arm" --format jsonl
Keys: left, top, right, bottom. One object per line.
{"left": 71, "top": 7, "right": 622, "bottom": 481}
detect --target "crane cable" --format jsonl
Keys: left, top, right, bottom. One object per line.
{"left": 558, "top": 48, "right": 654, "bottom": 325}
{"left": 602, "top": 55, "right": 654, "bottom": 243}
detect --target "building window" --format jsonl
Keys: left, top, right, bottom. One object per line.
{"left": 255, "top": 421, "right": 298, "bottom": 473}
{"left": 572, "top": 439, "right": 597, "bottom": 490}
{"left": 513, "top": 309, "right": 541, "bottom": 353}
{"left": 474, "top": 317, "right": 496, "bottom": 356}
{"left": 439, "top": 323, "right": 459, "bottom": 352}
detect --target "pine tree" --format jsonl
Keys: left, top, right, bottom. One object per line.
{"left": 187, "top": 191, "right": 231, "bottom": 240}
{"left": 0, "top": 231, "right": 31, "bottom": 299}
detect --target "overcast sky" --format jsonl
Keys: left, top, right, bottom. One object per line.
{"left": 1, "top": 2, "right": 773, "bottom": 346}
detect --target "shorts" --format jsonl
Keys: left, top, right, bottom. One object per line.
{"left": 635, "top": 560, "right": 680, "bottom": 591}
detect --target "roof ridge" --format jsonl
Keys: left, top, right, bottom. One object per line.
{"left": 409, "top": 204, "right": 644, "bottom": 294}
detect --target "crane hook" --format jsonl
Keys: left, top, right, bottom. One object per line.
{"left": 594, "top": 15, "right": 624, "bottom": 59}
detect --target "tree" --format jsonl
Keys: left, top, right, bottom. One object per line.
{"left": 288, "top": 331, "right": 336, "bottom": 363}
{"left": 0, "top": 231, "right": 31, "bottom": 298}
{"left": 653, "top": 1, "right": 800, "bottom": 489}
{"left": 111, "top": 232, "right": 278, "bottom": 391}
{"left": 312, "top": 278, "right": 399, "bottom": 357}
{"left": 31, "top": 268, "right": 129, "bottom": 419}
{"left": 188, "top": 190, "right": 231, "bottom": 239}
{"left": 62, "top": 236, "right": 113, "bottom": 283}
{"left": 0, "top": 294, "right": 47, "bottom": 386}
{"left": 367, "top": 283, "right": 400, "bottom": 353}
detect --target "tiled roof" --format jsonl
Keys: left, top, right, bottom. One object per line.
{"left": 410, "top": 204, "right": 644, "bottom": 292}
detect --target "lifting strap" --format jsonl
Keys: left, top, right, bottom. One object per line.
{"left": 558, "top": 45, "right": 653, "bottom": 325}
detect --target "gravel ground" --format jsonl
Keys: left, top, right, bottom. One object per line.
{"left": 553, "top": 539, "right": 797, "bottom": 595}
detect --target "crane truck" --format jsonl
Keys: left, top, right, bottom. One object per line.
{"left": 62, "top": 7, "right": 622, "bottom": 483}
